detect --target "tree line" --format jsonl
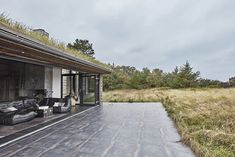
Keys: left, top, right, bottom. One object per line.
{"left": 103, "top": 61, "right": 234, "bottom": 91}
{"left": 66, "top": 39, "right": 234, "bottom": 90}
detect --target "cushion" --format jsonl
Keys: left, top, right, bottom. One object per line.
{"left": 53, "top": 102, "right": 65, "bottom": 107}
{"left": 38, "top": 106, "right": 49, "bottom": 110}
{"left": 0, "top": 106, "right": 18, "bottom": 113}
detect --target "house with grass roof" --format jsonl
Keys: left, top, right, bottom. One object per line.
{"left": 0, "top": 15, "right": 111, "bottom": 107}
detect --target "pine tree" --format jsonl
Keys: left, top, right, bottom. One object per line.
{"left": 67, "top": 39, "right": 95, "bottom": 57}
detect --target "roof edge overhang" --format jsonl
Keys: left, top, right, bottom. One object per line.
{"left": 0, "top": 25, "right": 111, "bottom": 74}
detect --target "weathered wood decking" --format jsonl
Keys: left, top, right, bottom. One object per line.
{"left": 0, "top": 103, "right": 195, "bottom": 157}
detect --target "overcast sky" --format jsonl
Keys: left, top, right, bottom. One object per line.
{"left": 1, "top": 0, "right": 235, "bottom": 81}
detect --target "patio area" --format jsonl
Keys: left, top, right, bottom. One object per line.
{"left": 0, "top": 103, "right": 196, "bottom": 157}
{"left": 0, "top": 105, "right": 91, "bottom": 143}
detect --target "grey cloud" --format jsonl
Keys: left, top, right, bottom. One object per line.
{"left": 1, "top": 0, "right": 235, "bottom": 81}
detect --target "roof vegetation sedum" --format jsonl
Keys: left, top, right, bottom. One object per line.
{"left": 0, "top": 13, "right": 109, "bottom": 69}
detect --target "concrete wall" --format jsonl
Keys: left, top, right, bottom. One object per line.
{"left": 24, "top": 64, "right": 45, "bottom": 98}
{"left": 44, "top": 67, "right": 52, "bottom": 96}
{"left": 99, "top": 75, "right": 103, "bottom": 103}
{"left": 52, "top": 67, "right": 61, "bottom": 98}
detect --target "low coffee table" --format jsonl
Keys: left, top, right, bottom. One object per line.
{"left": 37, "top": 106, "right": 53, "bottom": 118}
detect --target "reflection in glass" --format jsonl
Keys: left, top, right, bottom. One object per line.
{"left": 83, "top": 76, "right": 96, "bottom": 104}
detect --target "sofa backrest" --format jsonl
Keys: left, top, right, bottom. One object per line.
{"left": 39, "top": 98, "right": 65, "bottom": 107}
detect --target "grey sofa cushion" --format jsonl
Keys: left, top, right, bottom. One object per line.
{"left": 0, "top": 106, "right": 17, "bottom": 113}
{"left": 11, "top": 111, "right": 38, "bottom": 125}
{"left": 53, "top": 96, "right": 71, "bottom": 113}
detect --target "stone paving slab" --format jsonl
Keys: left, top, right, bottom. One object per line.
{"left": 0, "top": 103, "right": 196, "bottom": 157}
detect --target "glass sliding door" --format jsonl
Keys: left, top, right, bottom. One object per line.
{"left": 61, "top": 70, "right": 100, "bottom": 105}
{"left": 83, "top": 76, "right": 96, "bottom": 104}
{"left": 79, "top": 74, "right": 100, "bottom": 105}
{"left": 61, "top": 70, "right": 79, "bottom": 98}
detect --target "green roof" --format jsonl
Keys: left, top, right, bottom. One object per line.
{"left": 0, "top": 13, "right": 110, "bottom": 70}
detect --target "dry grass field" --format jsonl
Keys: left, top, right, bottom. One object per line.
{"left": 103, "top": 88, "right": 235, "bottom": 157}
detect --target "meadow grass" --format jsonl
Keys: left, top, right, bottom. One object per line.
{"left": 103, "top": 88, "right": 235, "bottom": 157}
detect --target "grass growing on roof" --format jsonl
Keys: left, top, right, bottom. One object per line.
{"left": 0, "top": 13, "right": 108, "bottom": 69}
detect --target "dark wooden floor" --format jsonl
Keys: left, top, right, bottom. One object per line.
{"left": 0, "top": 113, "right": 65, "bottom": 137}
{"left": 0, "top": 103, "right": 196, "bottom": 157}
{"left": 0, "top": 105, "right": 91, "bottom": 141}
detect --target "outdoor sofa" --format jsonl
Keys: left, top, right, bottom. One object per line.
{"left": 38, "top": 95, "right": 72, "bottom": 114}
{"left": 0, "top": 99, "right": 38, "bottom": 125}
{"left": 53, "top": 95, "right": 72, "bottom": 113}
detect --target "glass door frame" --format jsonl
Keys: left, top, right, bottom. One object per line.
{"left": 61, "top": 71, "right": 100, "bottom": 105}
{"left": 79, "top": 73, "right": 100, "bottom": 105}
{"left": 61, "top": 70, "right": 79, "bottom": 99}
